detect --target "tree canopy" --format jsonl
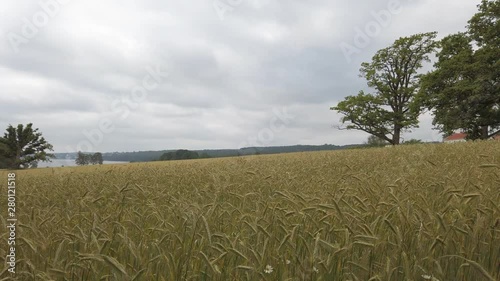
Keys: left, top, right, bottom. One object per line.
{"left": 331, "top": 32, "right": 438, "bottom": 145}
{"left": 419, "top": 0, "right": 500, "bottom": 139}
{"left": 0, "top": 123, "right": 54, "bottom": 169}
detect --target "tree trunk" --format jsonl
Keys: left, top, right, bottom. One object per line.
{"left": 481, "top": 126, "right": 489, "bottom": 139}
{"left": 14, "top": 152, "right": 21, "bottom": 169}
{"left": 393, "top": 125, "right": 401, "bottom": 145}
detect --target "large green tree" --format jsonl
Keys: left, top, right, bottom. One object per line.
{"left": 419, "top": 0, "right": 500, "bottom": 139}
{"left": 331, "top": 32, "right": 438, "bottom": 145}
{"left": 0, "top": 123, "right": 54, "bottom": 169}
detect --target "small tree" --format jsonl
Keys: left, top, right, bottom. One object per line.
{"left": 402, "top": 139, "right": 423, "bottom": 145}
{"left": 365, "top": 135, "right": 388, "bottom": 147}
{"left": 75, "top": 151, "right": 90, "bottom": 166}
{"left": 91, "top": 153, "right": 104, "bottom": 165}
{"left": 0, "top": 123, "right": 54, "bottom": 169}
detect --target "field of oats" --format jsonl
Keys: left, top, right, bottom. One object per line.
{"left": 0, "top": 141, "right": 499, "bottom": 281}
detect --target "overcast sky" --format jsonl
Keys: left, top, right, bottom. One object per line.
{"left": 0, "top": 0, "right": 480, "bottom": 153}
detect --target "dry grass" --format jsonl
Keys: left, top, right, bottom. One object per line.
{"left": 0, "top": 141, "right": 499, "bottom": 280}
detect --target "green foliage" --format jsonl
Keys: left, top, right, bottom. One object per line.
{"left": 0, "top": 123, "right": 54, "bottom": 169}
{"left": 63, "top": 145, "right": 360, "bottom": 163}
{"left": 199, "top": 152, "right": 211, "bottom": 159}
{"left": 76, "top": 151, "right": 90, "bottom": 166}
{"left": 468, "top": 0, "right": 500, "bottom": 47}
{"left": 159, "top": 149, "right": 200, "bottom": 161}
{"left": 402, "top": 138, "right": 423, "bottom": 145}
{"left": 332, "top": 32, "right": 438, "bottom": 145}
{"left": 0, "top": 153, "right": 9, "bottom": 169}
{"left": 419, "top": 0, "right": 500, "bottom": 139}
{"left": 91, "top": 152, "right": 104, "bottom": 165}
{"left": 365, "top": 135, "right": 389, "bottom": 147}
{"left": 76, "top": 152, "right": 104, "bottom": 166}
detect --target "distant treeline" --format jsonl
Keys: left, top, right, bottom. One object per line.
{"left": 158, "top": 150, "right": 210, "bottom": 161}
{"left": 54, "top": 144, "right": 362, "bottom": 163}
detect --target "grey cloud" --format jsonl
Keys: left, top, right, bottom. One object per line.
{"left": 0, "top": 0, "right": 479, "bottom": 152}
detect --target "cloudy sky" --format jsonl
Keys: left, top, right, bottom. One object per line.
{"left": 0, "top": 0, "right": 480, "bottom": 153}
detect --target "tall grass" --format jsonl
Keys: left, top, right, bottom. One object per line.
{"left": 0, "top": 141, "right": 498, "bottom": 280}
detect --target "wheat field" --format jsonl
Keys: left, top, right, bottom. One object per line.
{"left": 0, "top": 141, "right": 499, "bottom": 280}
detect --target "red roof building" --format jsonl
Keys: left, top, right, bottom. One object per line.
{"left": 444, "top": 131, "right": 500, "bottom": 142}
{"left": 443, "top": 132, "right": 467, "bottom": 143}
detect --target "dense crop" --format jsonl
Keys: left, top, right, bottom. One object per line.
{"left": 0, "top": 141, "right": 499, "bottom": 280}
